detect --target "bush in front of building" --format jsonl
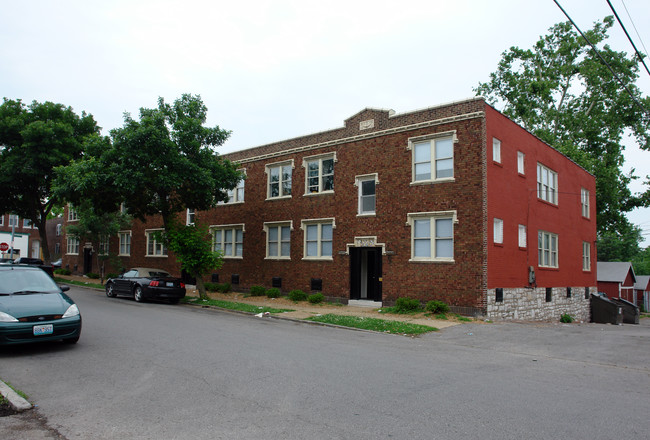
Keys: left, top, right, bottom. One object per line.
{"left": 250, "top": 285, "right": 266, "bottom": 296}
{"left": 560, "top": 313, "right": 574, "bottom": 323}
{"left": 54, "top": 268, "right": 72, "bottom": 276}
{"left": 86, "top": 273, "right": 100, "bottom": 279}
{"left": 266, "top": 288, "right": 282, "bottom": 298}
{"left": 425, "top": 300, "right": 450, "bottom": 314}
{"left": 288, "top": 289, "right": 308, "bottom": 302}
{"left": 394, "top": 297, "right": 422, "bottom": 313}
{"left": 308, "top": 293, "right": 324, "bottom": 304}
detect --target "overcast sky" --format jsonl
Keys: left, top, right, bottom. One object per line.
{"left": 2, "top": 0, "right": 649, "bottom": 240}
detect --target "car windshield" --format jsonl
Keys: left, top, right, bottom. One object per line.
{"left": 148, "top": 271, "right": 170, "bottom": 277}
{"left": 0, "top": 269, "right": 61, "bottom": 294}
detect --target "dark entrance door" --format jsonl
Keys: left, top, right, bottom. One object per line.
{"left": 350, "top": 247, "right": 382, "bottom": 301}
{"left": 83, "top": 248, "right": 93, "bottom": 274}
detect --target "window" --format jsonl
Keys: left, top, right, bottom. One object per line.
{"left": 118, "top": 231, "right": 131, "bottom": 256}
{"left": 8, "top": 214, "right": 19, "bottom": 227}
{"left": 583, "top": 241, "right": 591, "bottom": 271}
{"left": 301, "top": 219, "right": 335, "bottom": 259}
{"left": 98, "top": 236, "right": 109, "bottom": 256}
{"left": 517, "top": 151, "right": 525, "bottom": 174}
{"left": 66, "top": 236, "right": 80, "bottom": 255}
{"left": 538, "top": 230, "right": 558, "bottom": 268}
{"left": 120, "top": 203, "right": 128, "bottom": 214}
{"left": 54, "top": 243, "right": 60, "bottom": 255}
{"left": 23, "top": 219, "right": 31, "bottom": 228}
{"left": 146, "top": 230, "right": 167, "bottom": 256}
{"left": 264, "top": 222, "right": 292, "bottom": 259}
{"left": 303, "top": 153, "right": 335, "bottom": 194}
{"left": 492, "top": 138, "right": 501, "bottom": 163}
{"left": 219, "top": 176, "right": 245, "bottom": 204}
{"left": 407, "top": 211, "right": 456, "bottom": 262}
{"left": 493, "top": 218, "right": 503, "bottom": 244}
{"left": 518, "top": 225, "right": 527, "bottom": 248}
{"left": 68, "top": 206, "right": 79, "bottom": 221}
{"left": 356, "top": 174, "right": 378, "bottom": 216}
{"left": 186, "top": 209, "right": 195, "bottom": 225}
{"left": 212, "top": 225, "right": 244, "bottom": 258}
{"left": 537, "top": 163, "right": 558, "bottom": 204}
{"left": 0, "top": 215, "right": 3, "bottom": 226}
{"left": 409, "top": 133, "right": 455, "bottom": 183}
{"left": 56, "top": 224, "right": 62, "bottom": 236}
{"left": 581, "top": 188, "right": 590, "bottom": 218}
{"left": 266, "top": 161, "right": 293, "bottom": 199}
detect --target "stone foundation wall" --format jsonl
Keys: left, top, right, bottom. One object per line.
{"left": 487, "top": 287, "right": 593, "bottom": 322}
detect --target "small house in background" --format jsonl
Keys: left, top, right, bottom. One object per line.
{"left": 597, "top": 262, "right": 636, "bottom": 304}
{"left": 634, "top": 275, "right": 650, "bottom": 311}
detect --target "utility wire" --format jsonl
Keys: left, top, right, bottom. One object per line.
{"left": 552, "top": 0, "right": 650, "bottom": 117}
{"left": 620, "top": 0, "right": 649, "bottom": 62}
{"left": 606, "top": 0, "right": 650, "bottom": 78}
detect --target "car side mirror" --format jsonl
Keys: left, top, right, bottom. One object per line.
{"left": 59, "top": 284, "right": 70, "bottom": 292}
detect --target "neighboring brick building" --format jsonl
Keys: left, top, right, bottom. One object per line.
{"left": 0, "top": 213, "right": 43, "bottom": 260}
{"left": 62, "top": 97, "right": 597, "bottom": 321}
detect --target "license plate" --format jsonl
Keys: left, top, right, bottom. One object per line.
{"left": 33, "top": 324, "right": 53, "bottom": 336}
{"left": 166, "top": 282, "right": 174, "bottom": 287}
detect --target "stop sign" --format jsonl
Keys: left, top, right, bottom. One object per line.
{"left": 0, "top": 242, "right": 8, "bottom": 252}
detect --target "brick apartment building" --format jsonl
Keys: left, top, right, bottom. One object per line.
{"left": 62, "top": 97, "right": 597, "bottom": 321}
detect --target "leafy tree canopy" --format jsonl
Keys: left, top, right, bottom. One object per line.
{"left": 0, "top": 98, "right": 100, "bottom": 261}
{"left": 475, "top": 16, "right": 650, "bottom": 237}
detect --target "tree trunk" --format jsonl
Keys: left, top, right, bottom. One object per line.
{"left": 195, "top": 274, "right": 207, "bottom": 300}
{"left": 36, "top": 219, "right": 51, "bottom": 264}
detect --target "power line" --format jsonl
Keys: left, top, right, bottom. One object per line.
{"left": 552, "top": 0, "right": 650, "bottom": 117}
{"left": 620, "top": 0, "right": 649, "bottom": 61}
{"left": 606, "top": 0, "right": 650, "bottom": 78}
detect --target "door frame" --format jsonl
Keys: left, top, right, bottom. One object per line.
{"left": 350, "top": 246, "right": 382, "bottom": 302}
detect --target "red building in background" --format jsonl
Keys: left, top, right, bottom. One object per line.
{"left": 62, "top": 98, "right": 596, "bottom": 321}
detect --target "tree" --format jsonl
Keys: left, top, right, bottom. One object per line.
{"left": 632, "top": 245, "right": 650, "bottom": 275}
{"left": 596, "top": 222, "right": 642, "bottom": 262}
{"left": 55, "top": 94, "right": 242, "bottom": 297}
{"left": 475, "top": 16, "right": 650, "bottom": 237}
{"left": 0, "top": 99, "right": 100, "bottom": 262}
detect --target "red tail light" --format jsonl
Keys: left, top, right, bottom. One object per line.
{"left": 150, "top": 281, "right": 160, "bottom": 287}
{"left": 180, "top": 282, "right": 185, "bottom": 288}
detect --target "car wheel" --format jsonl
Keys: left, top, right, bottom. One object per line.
{"left": 105, "top": 283, "right": 116, "bottom": 298}
{"left": 134, "top": 286, "right": 144, "bottom": 302}
{"left": 169, "top": 298, "right": 180, "bottom": 305}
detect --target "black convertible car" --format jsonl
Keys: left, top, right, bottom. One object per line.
{"left": 105, "top": 268, "right": 186, "bottom": 304}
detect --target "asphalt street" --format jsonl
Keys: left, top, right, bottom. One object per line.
{"left": 1, "top": 286, "right": 649, "bottom": 439}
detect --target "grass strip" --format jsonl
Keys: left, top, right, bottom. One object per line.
{"left": 305, "top": 314, "right": 437, "bottom": 335}
{"left": 54, "top": 277, "right": 102, "bottom": 288}
{"left": 183, "top": 297, "right": 294, "bottom": 314}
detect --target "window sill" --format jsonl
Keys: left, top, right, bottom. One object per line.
{"left": 408, "top": 258, "right": 455, "bottom": 264}
{"left": 304, "top": 191, "right": 334, "bottom": 197}
{"left": 265, "top": 257, "right": 291, "bottom": 261}
{"left": 145, "top": 255, "right": 168, "bottom": 258}
{"left": 302, "top": 257, "right": 333, "bottom": 261}
{"left": 357, "top": 213, "right": 376, "bottom": 218}
{"left": 118, "top": 254, "right": 131, "bottom": 257}
{"left": 537, "top": 266, "right": 559, "bottom": 271}
{"left": 222, "top": 256, "right": 243, "bottom": 260}
{"left": 217, "top": 201, "right": 245, "bottom": 206}
{"left": 518, "top": 246, "right": 527, "bottom": 251}
{"left": 537, "top": 198, "right": 559, "bottom": 208}
{"left": 518, "top": 172, "right": 526, "bottom": 178}
{"left": 492, "top": 160, "right": 503, "bottom": 167}
{"left": 66, "top": 253, "right": 79, "bottom": 256}
{"left": 493, "top": 242, "right": 504, "bottom": 247}
{"left": 410, "top": 178, "right": 455, "bottom": 186}
{"left": 266, "top": 195, "right": 292, "bottom": 201}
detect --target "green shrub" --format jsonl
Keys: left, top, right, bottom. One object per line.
{"left": 204, "top": 282, "right": 219, "bottom": 292}
{"left": 218, "top": 282, "right": 231, "bottom": 293}
{"left": 560, "top": 313, "right": 574, "bottom": 323}
{"left": 288, "top": 289, "right": 308, "bottom": 301}
{"left": 106, "top": 273, "right": 119, "bottom": 279}
{"left": 250, "top": 285, "right": 266, "bottom": 296}
{"left": 308, "top": 293, "right": 324, "bottom": 304}
{"left": 54, "top": 268, "right": 71, "bottom": 275}
{"left": 395, "top": 297, "right": 421, "bottom": 312}
{"left": 425, "top": 300, "right": 450, "bottom": 314}
{"left": 86, "top": 273, "right": 100, "bottom": 279}
{"left": 266, "top": 287, "right": 282, "bottom": 298}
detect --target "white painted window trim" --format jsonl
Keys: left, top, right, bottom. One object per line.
{"left": 494, "top": 218, "right": 503, "bottom": 244}
{"left": 263, "top": 221, "right": 293, "bottom": 260}
{"left": 582, "top": 241, "right": 591, "bottom": 271}
{"left": 407, "top": 130, "right": 457, "bottom": 185}
{"left": 186, "top": 208, "right": 195, "bottom": 225}
{"left": 518, "top": 224, "right": 527, "bottom": 248}
{"left": 538, "top": 230, "right": 559, "bottom": 268}
{"left": 145, "top": 228, "right": 167, "bottom": 257}
{"left": 265, "top": 159, "right": 294, "bottom": 200}
{"left": 300, "top": 218, "right": 336, "bottom": 260}
{"left": 218, "top": 170, "right": 246, "bottom": 205}
{"left": 537, "top": 163, "right": 558, "bottom": 205}
{"left": 517, "top": 151, "right": 525, "bottom": 174}
{"left": 98, "top": 236, "right": 109, "bottom": 256}
{"left": 0, "top": 215, "right": 3, "bottom": 226}
{"left": 406, "top": 211, "right": 457, "bottom": 263}
{"left": 492, "top": 138, "right": 501, "bottom": 163}
{"left": 66, "top": 236, "right": 80, "bottom": 255}
{"left": 68, "top": 205, "right": 79, "bottom": 222}
{"left": 8, "top": 214, "right": 19, "bottom": 227}
{"left": 210, "top": 224, "right": 245, "bottom": 259}
{"left": 581, "top": 188, "right": 590, "bottom": 218}
{"left": 302, "top": 152, "right": 337, "bottom": 196}
{"left": 118, "top": 230, "right": 132, "bottom": 256}
{"left": 355, "top": 173, "right": 379, "bottom": 217}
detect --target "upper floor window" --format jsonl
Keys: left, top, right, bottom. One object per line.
{"left": 98, "top": 236, "right": 109, "bottom": 256}
{"left": 264, "top": 221, "right": 292, "bottom": 259}
{"left": 582, "top": 241, "right": 591, "bottom": 271}
{"left": 266, "top": 160, "right": 293, "bottom": 199}
{"left": 8, "top": 214, "right": 19, "bottom": 227}
{"left": 68, "top": 206, "right": 79, "bottom": 221}
{"left": 66, "top": 236, "right": 80, "bottom": 255}
{"left": 54, "top": 242, "right": 60, "bottom": 255}
{"left": 118, "top": 231, "right": 131, "bottom": 256}
{"left": 303, "top": 153, "right": 335, "bottom": 195}
{"left": 219, "top": 174, "right": 246, "bottom": 205}
{"left": 492, "top": 138, "right": 501, "bottom": 163}
{"left": 408, "top": 133, "right": 455, "bottom": 184}
{"left": 517, "top": 151, "right": 525, "bottom": 174}
{"left": 537, "top": 163, "right": 558, "bottom": 204}
{"left": 581, "top": 188, "right": 590, "bottom": 218}
{"left": 407, "top": 211, "right": 456, "bottom": 262}
{"left": 356, "top": 174, "right": 378, "bottom": 216}
{"left": 0, "top": 215, "right": 3, "bottom": 226}
{"left": 212, "top": 224, "right": 244, "bottom": 258}
{"left": 56, "top": 224, "right": 62, "bottom": 236}
{"left": 493, "top": 218, "right": 503, "bottom": 244}
{"left": 146, "top": 229, "right": 167, "bottom": 257}
{"left": 23, "top": 219, "right": 32, "bottom": 229}
{"left": 518, "top": 225, "right": 527, "bottom": 248}
{"left": 538, "top": 230, "right": 558, "bottom": 268}
{"left": 186, "top": 209, "right": 195, "bottom": 225}
{"left": 301, "top": 218, "right": 335, "bottom": 260}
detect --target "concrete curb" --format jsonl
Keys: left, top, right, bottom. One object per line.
{"left": 0, "top": 380, "right": 33, "bottom": 412}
